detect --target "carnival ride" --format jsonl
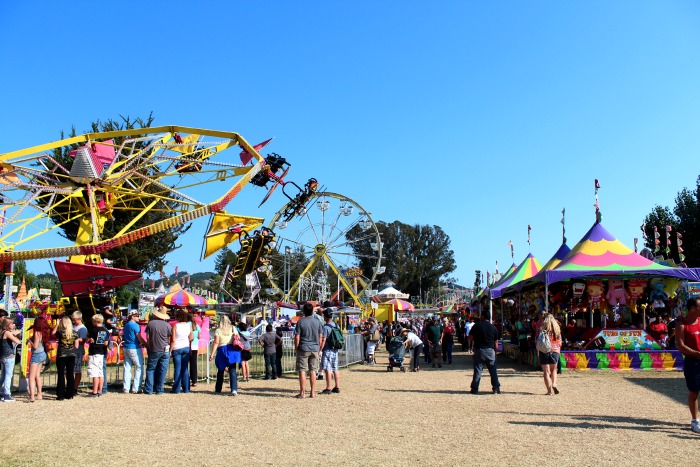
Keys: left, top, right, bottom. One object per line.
{"left": 263, "top": 192, "right": 383, "bottom": 306}
{"left": 0, "top": 126, "right": 288, "bottom": 306}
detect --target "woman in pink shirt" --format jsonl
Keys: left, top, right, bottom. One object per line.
{"left": 538, "top": 314, "right": 562, "bottom": 395}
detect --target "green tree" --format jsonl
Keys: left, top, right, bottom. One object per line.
{"left": 643, "top": 176, "right": 700, "bottom": 265}
{"left": 473, "top": 269, "right": 482, "bottom": 296}
{"left": 36, "top": 114, "right": 190, "bottom": 274}
{"left": 347, "top": 221, "right": 456, "bottom": 300}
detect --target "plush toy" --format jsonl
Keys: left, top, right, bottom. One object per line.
{"left": 626, "top": 278, "right": 648, "bottom": 313}
{"left": 649, "top": 278, "right": 668, "bottom": 309}
{"left": 550, "top": 283, "right": 570, "bottom": 313}
{"left": 586, "top": 280, "right": 606, "bottom": 310}
{"left": 605, "top": 279, "right": 628, "bottom": 306}
{"left": 663, "top": 278, "right": 680, "bottom": 299}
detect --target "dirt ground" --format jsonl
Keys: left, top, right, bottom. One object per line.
{"left": 0, "top": 346, "right": 695, "bottom": 466}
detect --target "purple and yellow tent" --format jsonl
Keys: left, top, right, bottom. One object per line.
{"left": 545, "top": 222, "right": 700, "bottom": 284}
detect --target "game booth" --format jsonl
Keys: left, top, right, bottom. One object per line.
{"left": 493, "top": 220, "right": 700, "bottom": 371}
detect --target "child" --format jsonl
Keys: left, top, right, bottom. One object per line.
{"left": 87, "top": 314, "right": 109, "bottom": 397}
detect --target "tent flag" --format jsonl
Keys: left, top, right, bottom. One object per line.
{"left": 545, "top": 222, "right": 700, "bottom": 284}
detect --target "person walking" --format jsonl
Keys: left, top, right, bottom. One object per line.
{"left": 238, "top": 322, "right": 252, "bottom": 382}
{"left": 537, "top": 314, "right": 562, "bottom": 395}
{"left": 469, "top": 313, "right": 501, "bottom": 395}
{"left": 143, "top": 307, "right": 172, "bottom": 395}
{"left": 275, "top": 328, "right": 284, "bottom": 378}
{"left": 426, "top": 317, "right": 444, "bottom": 368}
{"left": 209, "top": 315, "right": 241, "bottom": 396}
{"left": 294, "top": 303, "right": 323, "bottom": 398}
{"left": 319, "top": 309, "right": 341, "bottom": 394}
{"left": 122, "top": 310, "right": 146, "bottom": 394}
{"left": 676, "top": 297, "right": 700, "bottom": 434}
{"left": 442, "top": 318, "right": 455, "bottom": 364}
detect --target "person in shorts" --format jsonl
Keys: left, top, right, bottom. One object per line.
{"left": 677, "top": 297, "right": 700, "bottom": 434}
{"left": 87, "top": 314, "right": 109, "bottom": 397}
{"left": 320, "top": 309, "right": 341, "bottom": 395}
{"left": 537, "top": 314, "right": 562, "bottom": 395}
{"left": 294, "top": 303, "right": 323, "bottom": 398}
{"left": 364, "top": 318, "right": 379, "bottom": 364}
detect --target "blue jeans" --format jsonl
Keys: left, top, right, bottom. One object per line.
{"left": 264, "top": 353, "right": 276, "bottom": 378}
{"left": 442, "top": 338, "right": 454, "bottom": 363}
{"left": 1, "top": 355, "right": 15, "bottom": 396}
{"left": 144, "top": 351, "right": 170, "bottom": 394}
{"left": 471, "top": 348, "right": 500, "bottom": 393}
{"left": 215, "top": 364, "right": 238, "bottom": 393}
{"left": 123, "top": 348, "right": 144, "bottom": 393}
{"left": 171, "top": 347, "right": 190, "bottom": 393}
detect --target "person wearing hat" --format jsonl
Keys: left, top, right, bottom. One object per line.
{"left": 122, "top": 310, "right": 146, "bottom": 394}
{"left": 400, "top": 326, "right": 424, "bottom": 372}
{"left": 143, "top": 307, "right": 172, "bottom": 395}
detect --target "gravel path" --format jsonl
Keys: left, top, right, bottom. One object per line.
{"left": 0, "top": 347, "right": 693, "bottom": 466}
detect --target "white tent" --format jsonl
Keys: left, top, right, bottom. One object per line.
{"left": 375, "top": 286, "right": 409, "bottom": 301}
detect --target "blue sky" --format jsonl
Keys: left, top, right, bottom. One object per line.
{"left": 1, "top": 1, "right": 700, "bottom": 286}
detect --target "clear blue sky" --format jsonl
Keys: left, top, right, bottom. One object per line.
{"left": 1, "top": 1, "right": 700, "bottom": 286}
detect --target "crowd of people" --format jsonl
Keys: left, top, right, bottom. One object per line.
{"left": 2, "top": 299, "right": 700, "bottom": 437}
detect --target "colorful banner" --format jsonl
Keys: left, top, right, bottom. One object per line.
{"left": 589, "top": 329, "right": 661, "bottom": 350}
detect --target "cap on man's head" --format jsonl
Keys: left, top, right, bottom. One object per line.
{"left": 323, "top": 309, "right": 333, "bottom": 319}
{"left": 128, "top": 310, "right": 140, "bottom": 317}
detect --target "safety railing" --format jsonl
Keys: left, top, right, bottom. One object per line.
{"left": 10, "top": 331, "right": 365, "bottom": 392}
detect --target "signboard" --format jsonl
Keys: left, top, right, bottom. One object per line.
{"left": 138, "top": 292, "right": 158, "bottom": 309}
{"left": 39, "top": 288, "right": 52, "bottom": 296}
{"left": 688, "top": 282, "right": 700, "bottom": 299}
{"left": 586, "top": 329, "right": 662, "bottom": 351}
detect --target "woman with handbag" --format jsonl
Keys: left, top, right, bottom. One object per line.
{"left": 537, "top": 314, "right": 562, "bottom": 395}
{"left": 209, "top": 315, "right": 242, "bottom": 396}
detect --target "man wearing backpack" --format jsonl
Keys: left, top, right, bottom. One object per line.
{"left": 319, "top": 309, "right": 341, "bottom": 395}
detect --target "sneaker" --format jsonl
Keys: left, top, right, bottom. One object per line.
{"left": 320, "top": 389, "right": 332, "bottom": 395}
{"left": 331, "top": 387, "right": 340, "bottom": 394}
{"left": 692, "top": 420, "right": 700, "bottom": 434}
{"left": 3, "top": 395, "right": 15, "bottom": 402}
{"left": 230, "top": 391, "right": 238, "bottom": 397}
{"left": 90, "top": 393, "right": 99, "bottom": 398}
{"left": 493, "top": 389, "right": 501, "bottom": 394}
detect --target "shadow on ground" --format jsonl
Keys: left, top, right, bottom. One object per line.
{"left": 623, "top": 375, "right": 687, "bottom": 405}
{"left": 493, "top": 410, "right": 688, "bottom": 436}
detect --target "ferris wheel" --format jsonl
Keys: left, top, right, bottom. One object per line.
{"left": 266, "top": 192, "right": 384, "bottom": 304}
{"left": 266, "top": 192, "right": 383, "bottom": 305}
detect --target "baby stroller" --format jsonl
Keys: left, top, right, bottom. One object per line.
{"left": 386, "top": 335, "right": 407, "bottom": 372}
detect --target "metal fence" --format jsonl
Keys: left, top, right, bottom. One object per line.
{"left": 8, "top": 332, "right": 365, "bottom": 392}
